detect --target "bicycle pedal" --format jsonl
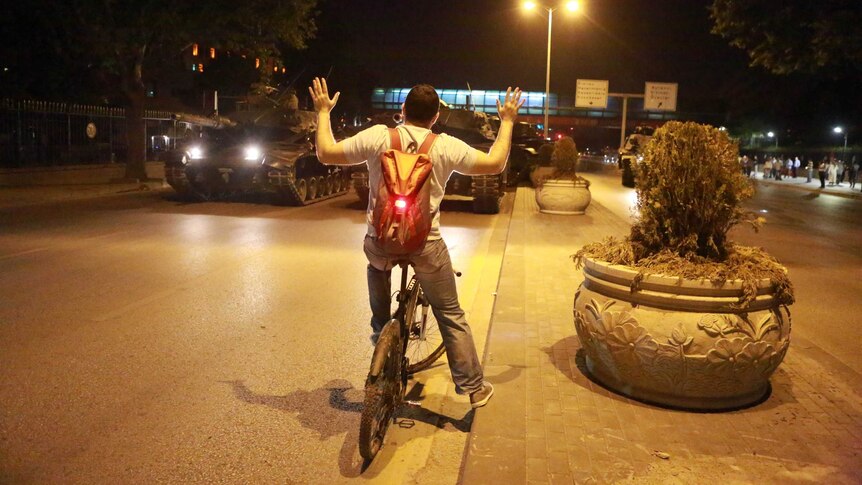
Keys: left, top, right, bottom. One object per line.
{"left": 397, "top": 419, "right": 416, "bottom": 429}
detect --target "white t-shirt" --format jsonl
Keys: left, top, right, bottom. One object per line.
{"left": 343, "top": 124, "right": 478, "bottom": 240}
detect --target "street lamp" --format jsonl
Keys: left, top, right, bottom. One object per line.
{"left": 767, "top": 131, "right": 778, "bottom": 148}
{"left": 523, "top": 1, "right": 581, "bottom": 139}
{"left": 833, "top": 126, "right": 848, "bottom": 162}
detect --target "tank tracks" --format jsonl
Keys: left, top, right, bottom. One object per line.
{"left": 268, "top": 169, "right": 351, "bottom": 206}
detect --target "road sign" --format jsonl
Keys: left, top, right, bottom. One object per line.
{"left": 575, "top": 79, "right": 609, "bottom": 109}
{"left": 644, "top": 82, "right": 678, "bottom": 111}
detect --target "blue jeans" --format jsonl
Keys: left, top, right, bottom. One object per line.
{"left": 364, "top": 236, "right": 484, "bottom": 395}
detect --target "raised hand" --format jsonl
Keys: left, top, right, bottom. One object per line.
{"left": 308, "top": 77, "right": 340, "bottom": 113}
{"left": 496, "top": 87, "right": 525, "bottom": 122}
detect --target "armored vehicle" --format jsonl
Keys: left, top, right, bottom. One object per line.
{"left": 618, "top": 125, "right": 654, "bottom": 188}
{"left": 164, "top": 92, "right": 349, "bottom": 205}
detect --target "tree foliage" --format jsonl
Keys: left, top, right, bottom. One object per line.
{"left": 710, "top": 0, "right": 862, "bottom": 75}
{"left": 18, "top": 0, "right": 317, "bottom": 176}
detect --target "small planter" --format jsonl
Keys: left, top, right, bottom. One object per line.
{"left": 536, "top": 179, "right": 591, "bottom": 215}
{"left": 573, "top": 257, "right": 791, "bottom": 410}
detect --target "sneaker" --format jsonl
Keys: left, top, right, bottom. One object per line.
{"left": 470, "top": 382, "right": 494, "bottom": 409}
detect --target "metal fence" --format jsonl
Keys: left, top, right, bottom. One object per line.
{"left": 0, "top": 99, "right": 174, "bottom": 168}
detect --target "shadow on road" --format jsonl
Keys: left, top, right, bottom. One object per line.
{"left": 223, "top": 378, "right": 474, "bottom": 478}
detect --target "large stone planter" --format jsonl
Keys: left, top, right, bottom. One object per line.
{"left": 573, "top": 257, "right": 791, "bottom": 410}
{"left": 535, "top": 179, "right": 591, "bottom": 215}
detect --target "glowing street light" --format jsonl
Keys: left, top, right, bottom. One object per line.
{"left": 522, "top": 1, "right": 582, "bottom": 139}
{"left": 767, "top": 131, "right": 778, "bottom": 148}
{"left": 833, "top": 126, "right": 848, "bottom": 162}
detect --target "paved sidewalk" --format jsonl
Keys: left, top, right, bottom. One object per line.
{"left": 751, "top": 173, "right": 862, "bottom": 200}
{"left": 462, "top": 186, "right": 862, "bottom": 484}
{"left": 0, "top": 181, "right": 167, "bottom": 210}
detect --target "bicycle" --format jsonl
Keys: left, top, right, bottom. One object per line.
{"left": 358, "top": 261, "right": 452, "bottom": 461}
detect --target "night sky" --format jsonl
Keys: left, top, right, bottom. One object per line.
{"left": 289, "top": 0, "right": 859, "bottom": 142}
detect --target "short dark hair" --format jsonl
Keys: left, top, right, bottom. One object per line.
{"left": 403, "top": 84, "right": 439, "bottom": 124}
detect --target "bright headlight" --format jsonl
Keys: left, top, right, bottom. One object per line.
{"left": 189, "top": 146, "right": 204, "bottom": 159}
{"left": 244, "top": 145, "right": 262, "bottom": 161}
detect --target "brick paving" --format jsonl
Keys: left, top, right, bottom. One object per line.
{"left": 462, "top": 186, "right": 862, "bottom": 485}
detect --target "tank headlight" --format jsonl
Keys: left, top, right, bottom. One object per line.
{"left": 244, "top": 145, "right": 262, "bottom": 161}
{"left": 189, "top": 146, "right": 204, "bottom": 159}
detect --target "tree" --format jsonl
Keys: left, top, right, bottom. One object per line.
{"left": 28, "top": 0, "right": 317, "bottom": 179}
{"left": 710, "top": 0, "right": 862, "bottom": 75}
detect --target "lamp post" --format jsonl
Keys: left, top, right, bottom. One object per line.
{"left": 523, "top": 1, "right": 580, "bottom": 140}
{"left": 833, "top": 126, "right": 848, "bottom": 162}
{"left": 767, "top": 131, "right": 778, "bottom": 148}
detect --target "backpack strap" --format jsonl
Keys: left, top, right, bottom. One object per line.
{"left": 388, "top": 128, "right": 402, "bottom": 152}
{"left": 389, "top": 127, "right": 437, "bottom": 155}
{"left": 417, "top": 133, "right": 437, "bottom": 155}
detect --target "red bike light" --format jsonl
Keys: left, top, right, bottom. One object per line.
{"left": 394, "top": 198, "right": 408, "bottom": 212}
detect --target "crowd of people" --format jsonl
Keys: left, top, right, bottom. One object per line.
{"left": 740, "top": 154, "right": 859, "bottom": 190}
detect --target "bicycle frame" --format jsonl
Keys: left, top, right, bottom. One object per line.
{"left": 368, "top": 262, "right": 411, "bottom": 379}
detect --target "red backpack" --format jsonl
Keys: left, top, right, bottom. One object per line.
{"left": 371, "top": 128, "right": 437, "bottom": 254}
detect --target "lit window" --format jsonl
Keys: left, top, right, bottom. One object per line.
{"left": 210, "top": 47, "right": 215, "bottom": 59}
{"left": 255, "top": 58, "right": 260, "bottom": 69}
{"left": 191, "top": 64, "right": 197, "bottom": 71}
{"left": 281, "top": 67, "right": 286, "bottom": 73}
{"left": 192, "top": 44, "right": 199, "bottom": 56}
{"left": 198, "top": 64, "right": 204, "bottom": 73}
{"left": 273, "top": 66, "right": 278, "bottom": 72}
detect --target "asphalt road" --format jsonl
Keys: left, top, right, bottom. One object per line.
{"left": 0, "top": 190, "right": 510, "bottom": 484}
{"left": 1, "top": 174, "right": 859, "bottom": 483}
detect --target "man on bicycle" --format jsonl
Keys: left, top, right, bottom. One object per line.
{"left": 309, "top": 78, "right": 524, "bottom": 408}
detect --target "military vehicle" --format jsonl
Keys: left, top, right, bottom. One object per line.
{"left": 351, "top": 105, "right": 541, "bottom": 214}
{"left": 618, "top": 125, "right": 655, "bottom": 188}
{"left": 164, "top": 88, "right": 349, "bottom": 205}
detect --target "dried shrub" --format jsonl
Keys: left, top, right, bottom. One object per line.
{"left": 633, "top": 121, "right": 757, "bottom": 260}
{"left": 573, "top": 121, "right": 794, "bottom": 307}
{"left": 537, "top": 143, "right": 555, "bottom": 165}
{"left": 539, "top": 136, "right": 588, "bottom": 186}
{"left": 551, "top": 136, "right": 579, "bottom": 179}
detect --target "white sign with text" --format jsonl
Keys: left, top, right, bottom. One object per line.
{"left": 644, "top": 82, "right": 678, "bottom": 111}
{"left": 575, "top": 79, "right": 609, "bottom": 109}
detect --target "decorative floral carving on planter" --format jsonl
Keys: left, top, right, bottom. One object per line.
{"left": 573, "top": 273, "right": 791, "bottom": 409}
{"left": 606, "top": 323, "right": 659, "bottom": 364}
{"left": 705, "top": 337, "right": 750, "bottom": 374}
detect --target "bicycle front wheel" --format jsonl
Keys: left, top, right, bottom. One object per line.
{"left": 404, "top": 279, "right": 446, "bottom": 374}
{"left": 359, "top": 320, "right": 401, "bottom": 461}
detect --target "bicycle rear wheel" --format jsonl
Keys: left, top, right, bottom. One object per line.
{"left": 359, "top": 320, "right": 401, "bottom": 461}
{"left": 404, "top": 279, "right": 446, "bottom": 374}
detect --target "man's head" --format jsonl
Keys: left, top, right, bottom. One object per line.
{"left": 402, "top": 84, "right": 439, "bottom": 127}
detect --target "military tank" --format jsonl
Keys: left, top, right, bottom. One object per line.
{"left": 351, "top": 105, "right": 529, "bottom": 214}
{"left": 618, "top": 125, "right": 655, "bottom": 188}
{"left": 164, "top": 89, "right": 350, "bottom": 205}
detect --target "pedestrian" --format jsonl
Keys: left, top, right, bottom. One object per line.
{"left": 742, "top": 155, "right": 752, "bottom": 177}
{"left": 793, "top": 156, "right": 800, "bottom": 178}
{"left": 828, "top": 158, "right": 838, "bottom": 186}
{"left": 818, "top": 158, "right": 828, "bottom": 188}
{"left": 764, "top": 157, "right": 773, "bottom": 179}
{"left": 806, "top": 159, "right": 813, "bottom": 183}
{"left": 309, "top": 79, "right": 525, "bottom": 408}
{"left": 849, "top": 155, "right": 858, "bottom": 189}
